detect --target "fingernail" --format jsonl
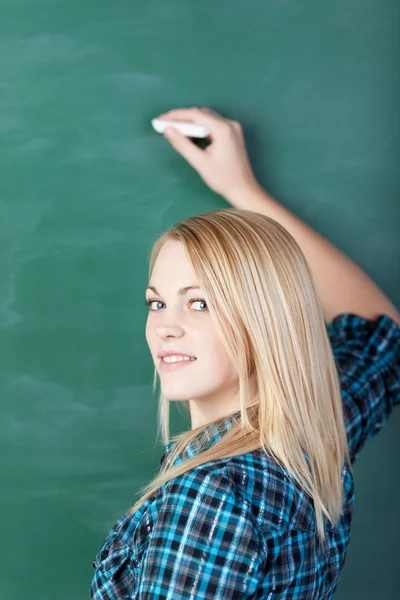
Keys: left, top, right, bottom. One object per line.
{"left": 164, "top": 128, "right": 175, "bottom": 139}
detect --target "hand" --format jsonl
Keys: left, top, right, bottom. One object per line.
{"left": 157, "top": 107, "right": 262, "bottom": 204}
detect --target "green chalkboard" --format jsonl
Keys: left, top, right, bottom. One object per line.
{"left": 1, "top": 1, "right": 399, "bottom": 598}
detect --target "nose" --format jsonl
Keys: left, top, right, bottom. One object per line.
{"left": 157, "top": 324, "right": 184, "bottom": 338}
{"left": 156, "top": 316, "right": 185, "bottom": 338}
{"left": 149, "top": 306, "right": 186, "bottom": 339}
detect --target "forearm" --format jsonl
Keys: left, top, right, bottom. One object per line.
{"left": 227, "top": 185, "right": 400, "bottom": 326}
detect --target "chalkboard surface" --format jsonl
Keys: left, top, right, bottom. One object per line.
{"left": 1, "top": 1, "right": 399, "bottom": 599}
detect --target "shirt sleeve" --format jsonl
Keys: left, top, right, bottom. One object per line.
{"left": 326, "top": 312, "right": 400, "bottom": 464}
{"left": 135, "top": 466, "right": 265, "bottom": 599}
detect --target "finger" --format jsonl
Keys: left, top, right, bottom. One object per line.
{"left": 163, "top": 127, "right": 207, "bottom": 171}
{"left": 158, "top": 107, "right": 227, "bottom": 130}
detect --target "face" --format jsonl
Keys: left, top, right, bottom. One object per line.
{"left": 145, "top": 240, "right": 240, "bottom": 425}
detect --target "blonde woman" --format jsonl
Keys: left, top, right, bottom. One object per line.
{"left": 90, "top": 107, "right": 400, "bottom": 599}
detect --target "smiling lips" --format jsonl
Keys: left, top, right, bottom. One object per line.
{"left": 159, "top": 355, "right": 197, "bottom": 372}
{"left": 162, "top": 355, "right": 196, "bottom": 363}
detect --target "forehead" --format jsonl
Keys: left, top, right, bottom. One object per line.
{"left": 150, "top": 240, "right": 197, "bottom": 283}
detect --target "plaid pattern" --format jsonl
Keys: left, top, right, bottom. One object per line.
{"left": 90, "top": 313, "right": 400, "bottom": 599}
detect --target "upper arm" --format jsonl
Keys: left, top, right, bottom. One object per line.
{"left": 136, "top": 466, "right": 265, "bottom": 599}
{"left": 327, "top": 312, "right": 400, "bottom": 464}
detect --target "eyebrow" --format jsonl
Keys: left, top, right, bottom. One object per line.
{"left": 146, "top": 285, "right": 201, "bottom": 296}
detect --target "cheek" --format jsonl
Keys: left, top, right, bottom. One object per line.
{"left": 202, "top": 330, "right": 236, "bottom": 376}
{"left": 145, "top": 320, "right": 156, "bottom": 354}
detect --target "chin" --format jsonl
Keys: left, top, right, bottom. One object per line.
{"left": 160, "top": 386, "right": 189, "bottom": 400}
{"left": 161, "top": 384, "right": 201, "bottom": 402}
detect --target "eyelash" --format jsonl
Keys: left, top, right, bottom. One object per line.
{"left": 145, "top": 297, "right": 208, "bottom": 312}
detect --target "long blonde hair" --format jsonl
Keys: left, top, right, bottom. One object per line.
{"left": 128, "top": 208, "right": 352, "bottom": 543}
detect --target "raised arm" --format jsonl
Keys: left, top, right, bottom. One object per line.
{"left": 158, "top": 107, "right": 400, "bottom": 327}
{"left": 228, "top": 185, "right": 400, "bottom": 325}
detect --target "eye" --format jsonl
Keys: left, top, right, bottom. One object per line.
{"left": 188, "top": 298, "right": 208, "bottom": 311}
{"left": 145, "top": 298, "right": 208, "bottom": 312}
{"left": 145, "top": 299, "right": 164, "bottom": 311}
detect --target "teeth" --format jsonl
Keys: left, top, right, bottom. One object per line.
{"left": 162, "top": 355, "right": 195, "bottom": 363}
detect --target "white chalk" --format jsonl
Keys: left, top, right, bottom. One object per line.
{"left": 151, "top": 118, "right": 210, "bottom": 138}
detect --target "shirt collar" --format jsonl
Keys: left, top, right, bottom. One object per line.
{"left": 160, "top": 409, "right": 242, "bottom": 468}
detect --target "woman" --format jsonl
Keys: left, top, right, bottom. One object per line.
{"left": 90, "top": 107, "right": 400, "bottom": 599}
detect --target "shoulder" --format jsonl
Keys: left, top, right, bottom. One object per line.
{"left": 208, "top": 450, "right": 353, "bottom": 534}
{"left": 160, "top": 461, "right": 240, "bottom": 511}
{"left": 223, "top": 450, "right": 318, "bottom": 532}
{"left": 161, "top": 451, "right": 318, "bottom": 532}
{"left": 160, "top": 448, "right": 355, "bottom": 535}
{"left": 159, "top": 459, "right": 261, "bottom": 539}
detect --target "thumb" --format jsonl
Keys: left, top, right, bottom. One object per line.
{"left": 163, "top": 127, "right": 206, "bottom": 172}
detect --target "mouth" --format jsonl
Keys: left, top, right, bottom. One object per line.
{"left": 159, "top": 357, "right": 197, "bottom": 372}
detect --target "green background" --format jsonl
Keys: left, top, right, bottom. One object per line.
{"left": 1, "top": 1, "right": 399, "bottom": 598}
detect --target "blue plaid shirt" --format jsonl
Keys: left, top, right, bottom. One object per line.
{"left": 90, "top": 312, "right": 400, "bottom": 599}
